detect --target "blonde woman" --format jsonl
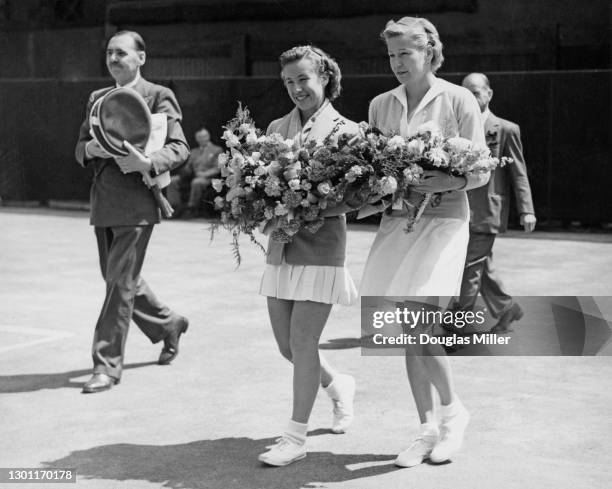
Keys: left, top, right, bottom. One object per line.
{"left": 258, "top": 45, "right": 358, "bottom": 467}
{"left": 360, "top": 17, "right": 489, "bottom": 467}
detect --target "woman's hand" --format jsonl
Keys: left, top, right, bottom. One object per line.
{"left": 412, "top": 170, "right": 467, "bottom": 193}
{"left": 258, "top": 218, "right": 278, "bottom": 236}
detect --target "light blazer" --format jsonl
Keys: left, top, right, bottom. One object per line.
{"left": 75, "top": 77, "right": 190, "bottom": 227}
{"left": 265, "top": 102, "right": 359, "bottom": 267}
{"left": 467, "top": 113, "right": 535, "bottom": 234}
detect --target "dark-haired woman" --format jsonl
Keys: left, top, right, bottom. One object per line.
{"left": 258, "top": 45, "right": 358, "bottom": 467}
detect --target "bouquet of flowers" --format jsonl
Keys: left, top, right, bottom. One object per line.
{"left": 210, "top": 104, "right": 381, "bottom": 264}
{"left": 344, "top": 121, "right": 511, "bottom": 231}
{"left": 211, "top": 104, "right": 510, "bottom": 264}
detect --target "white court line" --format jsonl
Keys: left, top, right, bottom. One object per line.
{"left": 345, "top": 460, "right": 395, "bottom": 471}
{"left": 0, "top": 325, "right": 74, "bottom": 353}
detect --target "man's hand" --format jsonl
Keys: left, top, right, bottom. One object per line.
{"left": 520, "top": 213, "right": 537, "bottom": 232}
{"left": 85, "top": 140, "right": 113, "bottom": 159}
{"left": 115, "top": 141, "right": 152, "bottom": 174}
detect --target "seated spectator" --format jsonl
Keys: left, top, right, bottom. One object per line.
{"left": 167, "top": 127, "right": 223, "bottom": 218}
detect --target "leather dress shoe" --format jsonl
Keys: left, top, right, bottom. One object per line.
{"left": 490, "top": 303, "right": 524, "bottom": 333}
{"left": 82, "top": 373, "right": 119, "bottom": 393}
{"left": 158, "top": 316, "right": 189, "bottom": 365}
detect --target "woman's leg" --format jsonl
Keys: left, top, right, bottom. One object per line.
{"left": 402, "top": 301, "right": 468, "bottom": 464}
{"left": 404, "top": 352, "right": 435, "bottom": 424}
{"left": 267, "top": 297, "right": 336, "bottom": 388}
{"left": 289, "top": 300, "right": 333, "bottom": 423}
{"left": 420, "top": 344, "right": 454, "bottom": 405}
{"left": 396, "top": 302, "right": 445, "bottom": 467}
{"left": 267, "top": 297, "right": 293, "bottom": 361}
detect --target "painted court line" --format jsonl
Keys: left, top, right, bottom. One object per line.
{"left": 0, "top": 325, "right": 74, "bottom": 353}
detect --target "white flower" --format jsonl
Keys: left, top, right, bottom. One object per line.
{"left": 246, "top": 131, "right": 258, "bottom": 144}
{"left": 416, "top": 121, "right": 440, "bottom": 136}
{"left": 345, "top": 165, "right": 364, "bottom": 183}
{"left": 225, "top": 175, "right": 238, "bottom": 188}
{"left": 251, "top": 151, "right": 261, "bottom": 162}
{"left": 274, "top": 202, "right": 289, "bottom": 216}
{"left": 403, "top": 164, "right": 423, "bottom": 184}
{"left": 288, "top": 179, "right": 301, "bottom": 190}
{"left": 239, "top": 123, "right": 252, "bottom": 134}
{"left": 447, "top": 137, "right": 473, "bottom": 152}
{"left": 254, "top": 166, "right": 267, "bottom": 176}
{"left": 407, "top": 138, "right": 425, "bottom": 156}
{"left": 211, "top": 178, "right": 223, "bottom": 192}
{"left": 317, "top": 182, "right": 331, "bottom": 195}
{"left": 380, "top": 176, "right": 398, "bottom": 195}
{"left": 281, "top": 151, "right": 296, "bottom": 162}
{"left": 387, "top": 135, "right": 405, "bottom": 150}
{"left": 349, "top": 165, "right": 363, "bottom": 176}
{"left": 222, "top": 130, "right": 240, "bottom": 148}
{"left": 428, "top": 147, "right": 450, "bottom": 167}
{"left": 217, "top": 153, "right": 229, "bottom": 166}
{"left": 231, "top": 152, "right": 245, "bottom": 168}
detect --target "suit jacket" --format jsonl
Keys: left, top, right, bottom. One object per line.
{"left": 265, "top": 102, "right": 358, "bottom": 267}
{"left": 75, "top": 77, "right": 190, "bottom": 227}
{"left": 467, "top": 112, "right": 534, "bottom": 234}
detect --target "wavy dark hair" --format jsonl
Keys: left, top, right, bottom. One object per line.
{"left": 279, "top": 45, "right": 342, "bottom": 101}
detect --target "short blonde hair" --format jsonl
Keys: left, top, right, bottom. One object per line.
{"left": 381, "top": 17, "right": 444, "bottom": 73}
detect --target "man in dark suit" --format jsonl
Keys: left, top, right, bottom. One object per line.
{"left": 75, "top": 31, "right": 190, "bottom": 393}
{"left": 455, "top": 73, "right": 536, "bottom": 333}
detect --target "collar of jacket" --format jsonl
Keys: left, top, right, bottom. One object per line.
{"left": 390, "top": 77, "right": 445, "bottom": 116}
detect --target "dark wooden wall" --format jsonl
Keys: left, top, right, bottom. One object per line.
{"left": 0, "top": 70, "right": 610, "bottom": 223}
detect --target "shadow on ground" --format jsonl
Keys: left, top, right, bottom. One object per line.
{"left": 43, "top": 436, "right": 398, "bottom": 489}
{"left": 0, "top": 362, "right": 157, "bottom": 393}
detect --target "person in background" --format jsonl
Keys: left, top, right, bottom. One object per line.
{"left": 453, "top": 72, "right": 536, "bottom": 333}
{"left": 167, "top": 127, "right": 223, "bottom": 218}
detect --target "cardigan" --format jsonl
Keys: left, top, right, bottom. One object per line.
{"left": 265, "top": 102, "right": 358, "bottom": 266}
{"left": 368, "top": 78, "right": 489, "bottom": 220}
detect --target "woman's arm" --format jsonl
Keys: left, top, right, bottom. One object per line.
{"left": 356, "top": 199, "right": 390, "bottom": 219}
{"left": 454, "top": 88, "right": 490, "bottom": 190}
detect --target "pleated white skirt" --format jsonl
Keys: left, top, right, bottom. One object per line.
{"left": 359, "top": 214, "right": 469, "bottom": 301}
{"left": 259, "top": 261, "right": 358, "bottom": 306}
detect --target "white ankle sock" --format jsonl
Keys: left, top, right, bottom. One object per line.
{"left": 440, "top": 396, "right": 462, "bottom": 419}
{"left": 324, "top": 376, "right": 344, "bottom": 400}
{"left": 285, "top": 419, "right": 308, "bottom": 444}
{"left": 420, "top": 422, "right": 439, "bottom": 438}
